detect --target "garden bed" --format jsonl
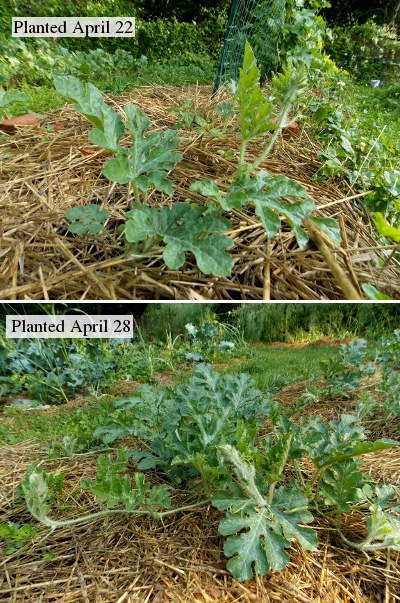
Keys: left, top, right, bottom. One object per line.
{"left": 1, "top": 84, "right": 399, "bottom": 300}
{"left": 1, "top": 377, "right": 400, "bottom": 603}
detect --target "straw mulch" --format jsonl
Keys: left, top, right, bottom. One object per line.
{"left": 1, "top": 380, "right": 400, "bottom": 602}
{"left": 1, "top": 83, "right": 400, "bottom": 300}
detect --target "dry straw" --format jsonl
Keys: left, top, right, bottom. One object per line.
{"left": 1, "top": 83, "right": 399, "bottom": 300}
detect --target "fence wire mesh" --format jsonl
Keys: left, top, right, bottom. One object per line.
{"left": 213, "top": 0, "right": 286, "bottom": 95}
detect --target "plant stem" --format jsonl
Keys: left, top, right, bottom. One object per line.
{"left": 132, "top": 181, "right": 140, "bottom": 204}
{"left": 353, "top": 125, "right": 387, "bottom": 187}
{"left": 33, "top": 377, "right": 69, "bottom": 404}
{"left": 249, "top": 106, "right": 290, "bottom": 173}
{"left": 313, "top": 505, "right": 375, "bottom": 552}
{"left": 221, "top": 114, "right": 233, "bottom": 135}
{"left": 309, "top": 466, "right": 324, "bottom": 491}
{"left": 200, "top": 472, "right": 212, "bottom": 498}
{"left": 103, "top": 228, "right": 119, "bottom": 247}
{"left": 141, "top": 235, "right": 163, "bottom": 254}
{"left": 33, "top": 499, "right": 209, "bottom": 530}
{"left": 238, "top": 138, "right": 247, "bottom": 173}
{"left": 136, "top": 437, "right": 155, "bottom": 453}
{"left": 293, "top": 459, "right": 306, "bottom": 489}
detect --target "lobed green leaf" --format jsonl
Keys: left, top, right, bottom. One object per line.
{"left": 237, "top": 41, "right": 277, "bottom": 143}
{"left": 124, "top": 203, "right": 233, "bottom": 276}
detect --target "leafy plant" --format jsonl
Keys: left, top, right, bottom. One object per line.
{"left": 184, "top": 320, "right": 235, "bottom": 361}
{"left": 54, "top": 75, "right": 182, "bottom": 203}
{"left": 376, "top": 364, "right": 400, "bottom": 419}
{"left": 0, "top": 87, "right": 28, "bottom": 112}
{"left": 22, "top": 450, "right": 207, "bottom": 532}
{"left": 54, "top": 41, "right": 342, "bottom": 277}
{"left": 319, "top": 338, "right": 377, "bottom": 394}
{"left": 21, "top": 364, "right": 400, "bottom": 582}
{"left": 279, "top": 0, "right": 337, "bottom": 79}
{"left": 166, "top": 99, "right": 207, "bottom": 129}
{"left": 320, "top": 332, "right": 400, "bottom": 423}
{"left": 65, "top": 204, "right": 118, "bottom": 245}
{"left": 0, "top": 522, "right": 39, "bottom": 554}
{"left": 16, "top": 463, "right": 65, "bottom": 505}
{"left": 5, "top": 331, "right": 117, "bottom": 404}
{"left": 54, "top": 76, "right": 234, "bottom": 276}
{"left": 189, "top": 42, "right": 341, "bottom": 250}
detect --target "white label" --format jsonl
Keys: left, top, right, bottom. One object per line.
{"left": 12, "top": 17, "right": 136, "bottom": 37}
{"left": 6, "top": 315, "right": 134, "bottom": 338}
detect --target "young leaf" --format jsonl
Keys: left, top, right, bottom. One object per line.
{"left": 89, "top": 105, "right": 125, "bottom": 153}
{"left": 270, "top": 64, "right": 308, "bottom": 108}
{"left": 124, "top": 203, "right": 234, "bottom": 276}
{"left": 318, "top": 459, "right": 364, "bottom": 512}
{"left": 362, "top": 484, "right": 399, "bottom": 510}
{"left": 0, "top": 89, "right": 28, "bottom": 108}
{"left": 189, "top": 181, "right": 225, "bottom": 207}
{"left": 315, "top": 438, "right": 400, "bottom": 470}
{"left": 185, "top": 352, "right": 205, "bottom": 362}
{"left": 218, "top": 444, "right": 267, "bottom": 507}
{"left": 212, "top": 482, "right": 253, "bottom": 513}
{"left": 363, "top": 505, "right": 400, "bottom": 551}
{"left": 307, "top": 217, "right": 341, "bottom": 243}
{"left": 374, "top": 212, "right": 400, "bottom": 242}
{"left": 115, "top": 164, "right": 177, "bottom": 193}
{"left": 259, "top": 433, "right": 293, "bottom": 485}
{"left": 362, "top": 284, "right": 392, "bottom": 300}
{"left": 65, "top": 204, "right": 109, "bottom": 236}
{"left": 144, "top": 483, "right": 171, "bottom": 509}
{"left": 216, "top": 102, "right": 235, "bottom": 117}
{"left": 93, "top": 424, "right": 131, "bottom": 444}
{"left": 22, "top": 472, "right": 52, "bottom": 525}
{"left": 101, "top": 105, "right": 182, "bottom": 194}
{"left": 53, "top": 76, "right": 106, "bottom": 129}
{"left": 84, "top": 474, "right": 124, "bottom": 508}
{"left": 237, "top": 41, "right": 277, "bottom": 143}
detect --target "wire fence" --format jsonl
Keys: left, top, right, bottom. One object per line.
{"left": 213, "top": 0, "right": 286, "bottom": 95}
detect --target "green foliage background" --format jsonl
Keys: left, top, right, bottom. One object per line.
{"left": 144, "top": 303, "right": 400, "bottom": 343}
{"left": 0, "top": 0, "right": 228, "bottom": 60}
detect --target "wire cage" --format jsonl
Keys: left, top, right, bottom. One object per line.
{"left": 213, "top": 0, "right": 286, "bottom": 95}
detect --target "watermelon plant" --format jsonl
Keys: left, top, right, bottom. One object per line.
{"left": 319, "top": 335, "right": 400, "bottom": 422}
{"left": 189, "top": 42, "right": 341, "bottom": 250}
{"left": 22, "top": 364, "right": 400, "bottom": 582}
{"left": 55, "top": 41, "right": 341, "bottom": 277}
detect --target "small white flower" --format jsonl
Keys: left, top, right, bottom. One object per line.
{"left": 337, "top": 81, "right": 346, "bottom": 88}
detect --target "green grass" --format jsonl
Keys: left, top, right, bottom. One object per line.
{"left": 0, "top": 86, "right": 64, "bottom": 120}
{"left": 1, "top": 55, "right": 216, "bottom": 120}
{"left": 341, "top": 80, "right": 400, "bottom": 169}
{"left": 216, "top": 345, "right": 341, "bottom": 393}
{"left": 0, "top": 396, "right": 117, "bottom": 453}
{"left": 308, "top": 75, "right": 400, "bottom": 177}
